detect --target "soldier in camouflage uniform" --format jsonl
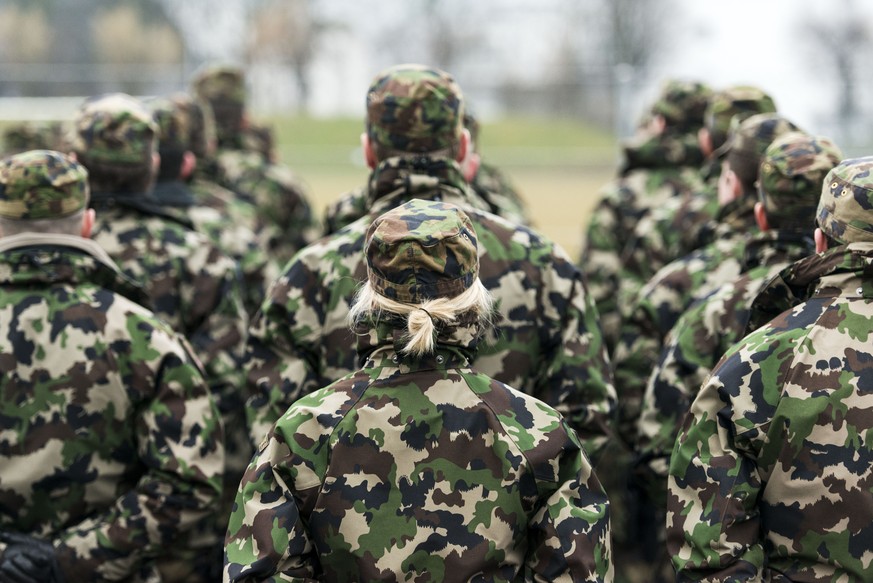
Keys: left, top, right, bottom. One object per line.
{"left": 580, "top": 79, "right": 710, "bottom": 355}
{"left": 0, "top": 150, "right": 223, "bottom": 582}
{"left": 459, "top": 109, "right": 532, "bottom": 226}
{"left": 1, "top": 120, "right": 69, "bottom": 156}
{"left": 320, "top": 108, "right": 522, "bottom": 235}
{"left": 619, "top": 85, "right": 778, "bottom": 299}
{"left": 69, "top": 93, "right": 248, "bottom": 581}
{"left": 225, "top": 199, "right": 613, "bottom": 582}
{"left": 150, "top": 94, "right": 271, "bottom": 315}
{"left": 666, "top": 155, "right": 873, "bottom": 580}
{"left": 612, "top": 112, "right": 801, "bottom": 447}
{"left": 244, "top": 64, "right": 615, "bottom": 463}
{"left": 631, "top": 132, "right": 841, "bottom": 580}
{"left": 191, "top": 63, "right": 318, "bottom": 267}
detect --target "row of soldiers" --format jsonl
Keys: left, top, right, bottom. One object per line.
{"left": 0, "top": 62, "right": 616, "bottom": 583}
{"left": 2, "top": 58, "right": 873, "bottom": 583}
{"left": 582, "top": 80, "right": 873, "bottom": 581}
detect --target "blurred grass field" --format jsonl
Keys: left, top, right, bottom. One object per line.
{"left": 265, "top": 115, "right": 618, "bottom": 259}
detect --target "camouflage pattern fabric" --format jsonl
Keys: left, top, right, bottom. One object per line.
{"left": 88, "top": 202, "right": 250, "bottom": 561}
{"left": 226, "top": 316, "right": 612, "bottom": 582}
{"left": 667, "top": 241, "right": 873, "bottom": 580}
{"left": 612, "top": 195, "right": 758, "bottom": 445}
{"left": 580, "top": 130, "right": 706, "bottom": 354}
{"left": 244, "top": 155, "right": 616, "bottom": 462}
{"left": 191, "top": 64, "right": 246, "bottom": 147}
{"left": 470, "top": 160, "right": 531, "bottom": 226}
{"left": 70, "top": 93, "right": 157, "bottom": 167}
{"left": 635, "top": 230, "right": 816, "bottom": 503}
{"left": 365, "top": 198, "right": 478, "bottom": 302}
{"left": 0, "top": 150, "right": 88, "bottom": 220}
{"left": 1, "top": 120, "right": 68, "bottom": 156}
{"left": 152, "top": 179, "right": 269, "bottom": 317}
{"left": 647, "top": 79, "right": 712, "bottom": 134}
{"left": 818, "top": 156, "right": 873, "bottom": 243}
{"left": 208, "top": 147, "right": 317, "bottom": 269}
{"left": 366, "top": 64, "right": 463, "bottom": 155}
{"left": 0, "top": 235, "right": 223, "bottom": 582}
{"left": 322, "top": 160, "right": 531, "bottom": 236}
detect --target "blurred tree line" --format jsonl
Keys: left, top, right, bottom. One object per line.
{"left": 0, "top": 0, "right": 869, "bottom": 140}
{"left": 0, "top": 0, "right": 675, "bottom": 131}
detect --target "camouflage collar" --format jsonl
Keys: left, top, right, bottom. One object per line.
{"left": 713, "top": 195, "right": 757, "bottom": 236}
{"left": 0, "top": 233, "right": 148, "bottom": 305}
{"left": 365, "top": 156, "right": 479, "bottom": 215}
{"left": 619, "top": 131, "right": 705, "bottom": 174}
{"left": 91, "top": 190, "right": 195, "bottom": 230}
{"left": 365, "top": 345, "right": 472, "bottom": 374}
{"left": 152, "top": 180, "right": 196, "bottom": 208}
{"left": 354, "top": 312, "right": 481, "bottom": 367}
{"left": 742, "top": 229, "right": 815, "bottom": 271}
{"left": 746, "top": 243, "right": 873, "bottom": 333}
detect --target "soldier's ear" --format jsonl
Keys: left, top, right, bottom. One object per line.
{"left": 754, "top": 202, "right": 770, "bottom": 232}
{"left": 455, "top": 128, "right": 470, "bottom": 164}
{"left": 80, "top": 208, "right": 95, "bottom": 239}
{"left": 361, "top": 133, "right": 377, "bottom": 169}
{"left": 180, "top": 151, "right": 197, "bottom": 180}
{"left": 699, "top": 128, "right": 713, "bottom": 158}
{"left": 814, "top": 228, "right": 828, "bottom": 253}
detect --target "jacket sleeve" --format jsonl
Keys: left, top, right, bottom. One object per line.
{"left": 525, "top": 426, "right": 613, "bottom": 582}
{"left": 53, "top": 329, "right": 225, "bottom": 581}
{"left": 666, "top": 369, "right": 765, "bottom": 581}
{"left": 540, "top": 247, "right": 617, "bottom": 464}
{"left": 224, "top": 430, "right": 318, "bottom": 583}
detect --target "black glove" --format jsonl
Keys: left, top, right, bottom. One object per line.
{"left": 0, "top": 531, "right": 64, "bottom": 583}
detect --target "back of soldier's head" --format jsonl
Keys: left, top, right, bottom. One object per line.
{"left": 0, "top": 149, "right": 90, "bottom": 236}
{"left": 724, "top": 113, "right": 801, "bottom": 192}
{"left": 191, "top": 63, "right": 246, "bottom": 145}
{"left": 365, "top": 64, "right": 465, "bottom": 162}
{"left": 70, "top": 93, "right": 157, "bottom": 194}
{"left": 649, "top": 79, "right": 712, "bottom": 135}
{"left": 816, "top": 157, "right": 873, "bottom": 245}
{"left": 758, "top": 132, "right": 842, "bottom": 233}
{"left": 706, "top": 85, "right": 777, "bottom": 152}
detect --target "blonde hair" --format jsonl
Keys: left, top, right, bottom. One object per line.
{"left": 349, "top": 279, "right": 493, "bottom": 356}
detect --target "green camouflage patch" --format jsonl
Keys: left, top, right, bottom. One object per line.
{"left": 71, "top": 93, "right": 157, "bottom": 167}
{"left": 817, "top": 156, "right": 873, "bottom": 243}
{"left": 0, "top": 149, "right": 89, "bottom": 220}
{"left": 365, "top": 199, "right": 478, "bottom": 302}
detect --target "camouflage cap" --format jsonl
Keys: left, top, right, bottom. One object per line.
{"left": 759, "top": 132, "right": 842, "bottom": 227}
{"left": 0, "top": 149, "right": 89, "bottom": 220}
{"left": 71, "top": 93, "right": 157, "bottom": 168}
{"left": 191, "top": 63, "right": 246, "bottom": 108}
{"left": 649, "top": 79, "right": 713, "bottom": 133}
{"left": 366, "top": 64, "right": 464, "bottom": 156}
{"left": 725, "top": 113, "right": 801, "bottom": 186}
{"left": 365, "top": 199, "right": 478, "bottom": 303}
{"left": 817, "top": 156, "right": 873, "bottom": 244}
{"left": 190, "top": 63, "right": 245, "bottom": 138}
{"left": 706, "top": 85, "right": 777, "bottom": 152}
{"left": 3, "top": 121, "right": 67, "bottom": 156}
{"left": 150, "top": 95, "right": 192, "bottom": 153}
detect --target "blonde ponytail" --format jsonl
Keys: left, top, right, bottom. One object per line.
{"left": 349, "top": 280, "right": 493, "bottom": 356}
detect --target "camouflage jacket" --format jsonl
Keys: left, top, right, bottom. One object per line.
{"left": 153, "top": 179, "right": 270, "bottom": 316}
{"left": 207, "top": 148, "right": 317, "bottom": 268}
{"left": 320, "top": 166, "right": 498, "bottom": 237}
{"left": 470, "top": 160, "right": 532, "bottom": 227}
{"left": 245, "top": 156, "right": 616, "bottom": 461}
{"left": 634, "top": 229, "right": 816, "bottom": 502}
{"left": 580, "top": 132, "right": 705, "bottom": 354}
{"left": 0, "top": 233, "right": 223, "bottom": 582}
{"left": 227, "top": 319, "right": 612, "bottom": 582}
{"left": 667, "top": 242, "right": 873, "bottom": 581}
{"left": 617, "top": 160, "right": 721, "bottom": 307}
{"left": 611, "top": 195, "right": 757, "bottom": 445}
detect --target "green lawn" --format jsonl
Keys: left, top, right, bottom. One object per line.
{"left": 263, "top": 114, "right": 618, "bottom": 257}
